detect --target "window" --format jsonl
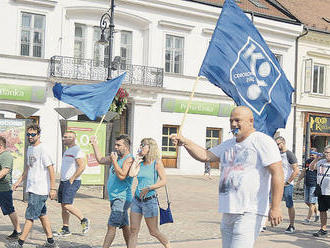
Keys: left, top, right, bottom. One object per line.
{"left": 93, "top": 27, "right": 102, "bottom": 64}
{"left": 74, "top": 24, "right": 85, "bottom": 59}
{"left": 162, "top": 125, "right": 178, "bottom": 155}
{"left": 20, "top": 12, "right": 45, "bottom": 58}
{"left": 165, "top": 35, "right": 184, "bottom": 74}
{"left": 206, "top": 128, "right": 222, "bottom": 149}
{"left": 120, "top": 31, "right": 132, "bottom": 68}
{"left": 312, "top": 64, "right": 325, "bottom": 94}
{"left": 274, "top": 54, "right": 283, "bottom": 66}
{"left": 162, "top": 125, "right": 178, "bottom": 168}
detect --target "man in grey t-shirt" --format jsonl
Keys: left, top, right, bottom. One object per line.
{"left": 275, "top": 136, "right": 299, "bottom": 234}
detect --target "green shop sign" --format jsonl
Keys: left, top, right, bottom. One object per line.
{"left": 161, "top": 98, "right": 234, "bottom": 117}
{"left": 0, "top": 84, "right": 46, "bottom": 103}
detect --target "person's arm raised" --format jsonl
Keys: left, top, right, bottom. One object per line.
{"left": 170, "top": 134, "right": 219, "bottom": 163}
{"left": 90, "top": 136, "right": 111, "bottom": 165}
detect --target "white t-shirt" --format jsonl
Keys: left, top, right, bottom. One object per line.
{"left": 210, "top": 131, "right": 281, "bottom": 216}
{"left": 280, "top": 150, "right": 298, "bottom": 185}
{"left": 316, "top": 159, "right": 330, "bottom": 196}
{"left": 61, "top": 145, "right": 85, "bottom": 181}
{"left": 26, "top": 143, "right": 54, "bottom": 195}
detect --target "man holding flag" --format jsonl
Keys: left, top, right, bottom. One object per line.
{"left": 172, "top": 0, "right": 293, "bottom": 246}
{"left": 171, "top": 106, "right": 284, "bottom": 247}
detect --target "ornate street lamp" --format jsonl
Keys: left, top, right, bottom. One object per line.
{"left": 99, "top": 0, "right": 121, "bottom": 79}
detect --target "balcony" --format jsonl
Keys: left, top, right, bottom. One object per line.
{"left": 49, "top": 56, "right": 163, "bottom": 87}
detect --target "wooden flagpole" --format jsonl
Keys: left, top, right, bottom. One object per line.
{"left": 94, "top": 114, "right": 106, "bottom": 136}
{"left": 178, "top": 76, "right": 200, "bottom": 136}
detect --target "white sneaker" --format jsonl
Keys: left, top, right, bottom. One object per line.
{"left": 302, "top": 219, "right": 311, "bottom": 225}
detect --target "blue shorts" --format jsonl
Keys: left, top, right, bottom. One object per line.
{"left": 25, "top": 193, "right": 48, "bottom": 220}
{"left": 304, "top": 185, "right": 317, "bottom": 204}
{"left": 108, "top": 198, "right": 131, "bottom": 228}
{"left": 131, "top": 195, "right": 158, "bottom": 218}
{"left": 0, "top": 190, "right": 15, "bottom": 215}
{"left": 58, "top": 180, "right": 81, "bottom": 204}
{"left": 283, "top": 184, "right": 294, "bottom": 208}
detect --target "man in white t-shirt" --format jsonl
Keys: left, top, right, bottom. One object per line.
{"left": 310, "top": 145, "right": 330, "bottom": 237}
{"left": 55, "top": 131, "right": 89, "bottom": 237}
{"left": 275, "top": 136, "right": 299, "bottom": 234}
{"left": 12, "top": 124, "right": 58, "bottom": 248}
{"left": 171, "top": 106, "right": 284, "bottom": 248}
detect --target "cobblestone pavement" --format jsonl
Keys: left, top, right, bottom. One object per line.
{"left": 0, "top": 175, "right": 329, "bottom": 248}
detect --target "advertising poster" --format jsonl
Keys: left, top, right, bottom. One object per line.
{"left": 66, "top": 121, "right": 107, "bottom": 185}
{"left": 0, "top": 119, "right": 26, "bottom": 183}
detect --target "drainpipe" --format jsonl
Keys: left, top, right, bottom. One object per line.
{"left": 292, "top": 26, "right": 308, "bottom": 154}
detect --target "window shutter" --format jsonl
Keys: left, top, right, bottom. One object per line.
{"left": 304, "top": 58, "right": 313, "bottom": 93}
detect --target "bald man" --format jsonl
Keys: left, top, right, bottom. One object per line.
{"left": 171, "top": 106, "right": 284, "bottom": 248}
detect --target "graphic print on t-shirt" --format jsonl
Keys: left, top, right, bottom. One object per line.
{"left": 219, "top": 146, "right": 257, "bottom": 194}
{"left": 28, "top": 154, "right": 37, "bottom": 168}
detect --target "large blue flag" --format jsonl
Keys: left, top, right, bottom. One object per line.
{"left": 199, "top": 0, "right": 294, "bottom": 136}
{"left": 53, "top": 73, "right": 126, "bottom": 120}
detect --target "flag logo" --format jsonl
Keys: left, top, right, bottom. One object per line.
{"left": 230, "top": 37, "right": 281, "bottom": 115}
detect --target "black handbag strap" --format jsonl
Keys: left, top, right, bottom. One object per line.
{"left": 319, "top": 166, "right": 330, "bottom": 186}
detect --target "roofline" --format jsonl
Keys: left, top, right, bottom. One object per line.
{"left": 182, "top": 0, "right": 301, "bottom": 25}
{"left": 305, "top": 26, "right": 330, "bottom": 35}
{"left": 265, "top": 0, "right": 301, "bottom": 23}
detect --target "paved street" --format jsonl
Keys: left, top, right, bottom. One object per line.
{"left": 0, "top": 175, "right": 329, "bottom": 248}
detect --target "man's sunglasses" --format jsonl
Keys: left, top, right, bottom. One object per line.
{"left": 26, "top": 133, "right": 38, "bottom": 137}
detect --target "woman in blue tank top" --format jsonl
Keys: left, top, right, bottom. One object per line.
{"left": 129, "top": 138, "right": 170, "bottom": 248}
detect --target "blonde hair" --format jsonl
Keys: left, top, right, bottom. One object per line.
{"left": 141, "top": 138, "right": 160, "bottom": 163}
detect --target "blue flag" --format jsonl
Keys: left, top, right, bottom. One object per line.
{"left": 199, "top": 0, "right": 294, "bottom": 136}
{"left": 53, "top": 73, "right": 126, "bottom": 120}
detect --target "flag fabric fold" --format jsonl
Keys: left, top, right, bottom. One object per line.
{"left": 199, "top": 0, "right": 294, "bottom": 136}
{"left": 53, "top": 72, "right": 126, "bottom": 120}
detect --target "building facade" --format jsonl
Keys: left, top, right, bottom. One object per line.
{"left": 0, "top": 0, "right": 303, "bottom": 176}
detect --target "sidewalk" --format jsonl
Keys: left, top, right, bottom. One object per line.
{"left": 0, "top": 175, "right": 329, "bottom": 247}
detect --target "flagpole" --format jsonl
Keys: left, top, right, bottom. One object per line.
{"left": 178, "top": 76, "right": 200, "bottom": 136}
{"left": 94, "top": 115, "right": 106, "bottom": 136}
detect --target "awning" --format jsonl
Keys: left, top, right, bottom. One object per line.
{"left": 0, "top": 103, "right": 39, "bottom": 118}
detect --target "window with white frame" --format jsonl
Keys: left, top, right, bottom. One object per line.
{"left": 20, "top": 12, "right": 45, "bottom": 58}
{"left": 93, "top": 27, "right": 102, "bottom": 64}
{"left": 312, "top": 64, "right": 325, "bottom": 94}
{"left": 74, "top": 24, "right": 85, "bottom": 59}
{"left": 120, "top": 31, "right": 132, "bottom": 68}
{"left": 165, "top": 34, "right": 184, "bottom": 74}
{"left": 274, "top": 53, "right": 283, "bottom": 66}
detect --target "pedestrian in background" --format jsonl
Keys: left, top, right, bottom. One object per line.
{"left": 171, "top": 106, "right": 284, "bottom": 248}
{"left": 310, "top": 145, "right": 330, "bottom": 237}
{"left": 0, "top": 136, "right": 21, "bottom": 239}
{"left": 275, "top": 136, "right": 299, "bottom": 234}
{"left": 55, "top": 131, "right": 89, "bottom": 237}
{"left": 90, "top": 134, "right": 133, "bottom": 248}
{"left": 298, "top": 147, "right": 319, "bottom": 224}
{"left": 11, "top": 124, "right": 58, "bottom": 248}
{"left": 128, "top": 138, "right": 170, "bottom": 248}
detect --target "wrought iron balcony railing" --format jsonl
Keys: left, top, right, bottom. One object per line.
{"left": 49, "top": 56, "right": 163, "bottom": 87}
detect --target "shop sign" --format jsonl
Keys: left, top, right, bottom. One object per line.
{"left": 161, "top": 98, "right": 234, "bottom": 117}
{"left": 0, "top": 84, "right": 46, "bottom": 103}
{"left": 309, "top": 115, "right": 330, "bottom": 134}
{"left": 0, "top": 119, "right": 26, "bottom": 183}
{"left": 66, "top": 121, "right": 107, "bottom": 185}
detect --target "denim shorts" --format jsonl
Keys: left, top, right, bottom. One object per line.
{"left": 58, "top": 180, "right": 81, "bottom": 204}
{"left": 25, "top": 193, "right": 48, "bottom": 220}
{"left": 131, "top": 195, "right": 158, "bottom": 218}
{"left": 108, "top": 198, "right": 131, "bottom": 228}
{"left": 0, "top": 190, "right": 15, "bottom": 215}
{"left": 304, "top": 185, "right": 317, "bottom": 204}
{"left": 283, "top": 184, "right": 294, "bottom": 208}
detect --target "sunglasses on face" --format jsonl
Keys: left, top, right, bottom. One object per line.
{"left": 26, "top": 133, "right": 37, "bottom": 137}
{"left": 140, "top": 143, "right": 147, "bottom": 147}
